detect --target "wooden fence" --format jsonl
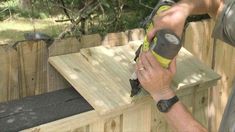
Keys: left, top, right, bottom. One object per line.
{"left": 0, "top": 28, "right": 144, "bottom": 102}
{"left": 183, "top": 19, "right": 235, "bottom": 131}
{"left": 0, "top": 19, "right": 234, "bottom": 131}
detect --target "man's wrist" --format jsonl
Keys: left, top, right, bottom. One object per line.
{"left": 177, "top": 0, "right": 194, "bottom": 16}
{"left": 151, "top": 88, "right": 176, "bottom": 103}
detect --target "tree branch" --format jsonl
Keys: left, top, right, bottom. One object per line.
{"left": 139, "top": 0, "right": 153, "bottom": 9}
{"left": 57, "top": 1, "right": 100, "bottom": 39}
{"left": 59, "top": 0, "right": 75, "bottom": 23}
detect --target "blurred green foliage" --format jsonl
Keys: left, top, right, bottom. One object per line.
{"left": 0, "top": 0, "right": 159, "bottom": 35}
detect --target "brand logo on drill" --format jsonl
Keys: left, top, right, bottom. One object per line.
{"left": 165, "top": 33, "right": 180, "bottom": 45}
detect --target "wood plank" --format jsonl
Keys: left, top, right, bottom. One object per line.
{"left": 104, "top": 115, "right": 122, "bottom": 132}
{"left": 22, "top": 111, "right": 99, "bottom": 132}
{"left": 72, "top": 126, "right": 89, "bottom": 132}
{"left": 49, "top": 48, "right": 133, "bottom": 115}
{"left": 211, "top": 40, "right": 235, "bottom": 131}
{"left": 47, "top": 35, "right": 102, "bottom": 92}
{"left": 102, "top": 32, "right": 128, "bottom": 47}
{"left": 151, "top": 102, "right": 170, "bottom": 132}
{"left": 192, "top": 88, "right": 209, "bottom": 128}
{"left": 89, "top": 120, "right": 105, "bottom": 132}
{"left": 173, "top": 47, "right": 220, "bottom": 90}
{"left": 183, "top": 20, "right": 215, "bottom": 67}
{"left": 47, "top": 37, "right": 81, "bottom": 92}
{"left": 48, "top": 37, "right": 81, "bottom": 57}
{"left": 126, "top": 28, "right": 145, "bottom": 42}
{"left": 80, "top": 34, "right": 102, "bottom": 49}
{"left": 49, "top": 42, "right": 219, "bottom": 116}
{"left": 122, "top": 100, "right": 152, "bottom": 132}
{"left": 17, "top": 40, "right": 48, "bottom": 97}
{"left": 47, "top": 65, "right": 71, "bottom": 92}
{"left": 0, "top": 45, "right": 19, "bottom": 102}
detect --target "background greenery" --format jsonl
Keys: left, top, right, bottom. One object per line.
{"left": 0, "top": 0, "right": 158, "bottom": 35}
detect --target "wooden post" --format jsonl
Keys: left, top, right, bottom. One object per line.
{"left": 0, "top": 45, "right": 19, "bottom": 102}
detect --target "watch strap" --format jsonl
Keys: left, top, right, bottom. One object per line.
{"left": 157, "top": 95, "right": 179, "bottom": 113}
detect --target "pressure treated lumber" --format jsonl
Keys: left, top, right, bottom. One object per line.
{"left": 0, "top": 44, "right": 19, "bottom": 102}
{"left": 213, "top": 40, "right": 235, "bottom": 131}
{"left": 183, "top": 19, "right": 235, "bottom": 131}
{"left": 17, "top": 40, "right": 48, "bottom": 97}
{"left": 49, "top": 41, "right": 220, "bottom": 116}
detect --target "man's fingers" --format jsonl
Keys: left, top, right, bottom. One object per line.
{"left": 145, "top": 51, "right": 163, "bottom": 70}
{"left": 147, "top": 28, "right": 158, "bottom": 43}
{"left": 169, "top": 57, "right": 177, "bottom": 75}
{"left": 135, "top": 64, "right": 148, "bottom": 81}
{"left": 140, "top": 53, "right": 152, "bottom": 72}
{"left": 136, "top": 54, "right": 144, "bottom": 70}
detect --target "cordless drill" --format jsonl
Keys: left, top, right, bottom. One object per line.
{"left": 130, "top": 0, "right": 182, "bottom": 97}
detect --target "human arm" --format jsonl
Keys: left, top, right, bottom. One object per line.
{"left": 147, "top": 0, "right": 224, "bottom": 41}
{"left": 136, "top": 0, "right": 225, "bottom": 131}
{"left": 136, "top": 52, "right": 207, "bottom": 132}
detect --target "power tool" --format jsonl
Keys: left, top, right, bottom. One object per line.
{"left": 130, "top": 0, "right": 182, "bottom": 97}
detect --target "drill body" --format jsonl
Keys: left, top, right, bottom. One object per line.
{"left": 130, "top": 0, "right": 182, "bottom": 97}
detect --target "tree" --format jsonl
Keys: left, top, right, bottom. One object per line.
{"left": 19, "top": 0, "right": 32, "bottom": 11}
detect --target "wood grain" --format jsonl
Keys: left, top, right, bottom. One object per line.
{"left": 49, "top": 42, "right": 220, "bottom": 116}
{"left": 17, "top": 41, "right": 48, "bottom": 97}
{"left": 183, "top": 19, "right": 235, "bottom": 131}
{"left": 212, "top": 40, "right": 235, "bottom": 131}
{"left": 0, "top": 45, "right": 19, "bottom": 102}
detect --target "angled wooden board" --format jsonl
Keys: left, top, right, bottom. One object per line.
{"left": 49, "top": 41, "right": 220, "bottom": 115}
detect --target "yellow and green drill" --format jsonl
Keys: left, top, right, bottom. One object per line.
{"left": 130, "top": 0, "right": 182, "bottom": 97}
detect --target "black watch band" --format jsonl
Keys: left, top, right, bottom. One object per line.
{"left": 157, "top": 96, "right": 179, "bottom": 113}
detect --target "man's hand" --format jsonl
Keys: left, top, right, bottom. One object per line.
{"left": 136, "top": 51, "right": 176, "bottom": 102}
{"left": 147, "top": 1, "right": 191, "bottom": 42}
{"left": 141, "top": 2, "right": 189, "bottom": 102}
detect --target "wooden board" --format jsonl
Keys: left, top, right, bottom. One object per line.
{"left": 122, "top": 100, "right": 152, "bottom": 132}
{"left": 183, "top": 20, "right": 215, "bottom": 67}
{"left": 212, "top": 40, "right": 235, "bottom": 131}
{"left": 48, "top": 35, "right": 102, "bottom": 92}
{"left": 102, "top": 32, "right": 129, "bottom": 47}
{"left": 49, "top": 42, "right": 220, "bottom": 115}
{"left": 0, "top": 45, "right": 19, "bottom": 102}
{"left": 17, "top": 41, "right": 48, "bottom": 97}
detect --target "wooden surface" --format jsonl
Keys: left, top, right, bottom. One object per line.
{"left": 183, "top": 20, "right": 215, "bottom": 67}
{"left": 0, "top": 21, "right": 232, "bottom": 131}
{"left": 183, "top": 19, "right": 235, "bottom": 131}
{"left": 122, "top": 101, "right": 152, "bottom": 132}
{"left": 0, "top": 44, "right": 19, "bottom": 102}
{"left": 212, "top": 40, "right": 235, "bottom": 131}
{"left": 49, "top": 41, "right": 220, "bottom": 116}
{"left": 0, "top": 30, "right": 143, "bottom": 103}
{"left": 24, "top": 88, "right": 211, "bottom": 132}
{"left": 17, "top": 41, "right": 48, "bottom": 97}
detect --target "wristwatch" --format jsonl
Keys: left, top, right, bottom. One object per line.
{"left": 157, "top": 96, "right": 179, "bottom": 112}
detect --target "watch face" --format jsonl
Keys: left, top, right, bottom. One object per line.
{"left": 157, "top": 101, "right": 168, "bottom": 112}
{"left": 156, "top": 96, "right": 179, "bottom": 113}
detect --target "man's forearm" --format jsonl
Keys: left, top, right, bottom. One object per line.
{"left": 164, "top": 101, "right": 207, "bottom": 132}
{"left": 178, "top": 0, "right": 222, "bottom": 18}
{"left": 152, "top": 91, "right": 207, "bottom": 131}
